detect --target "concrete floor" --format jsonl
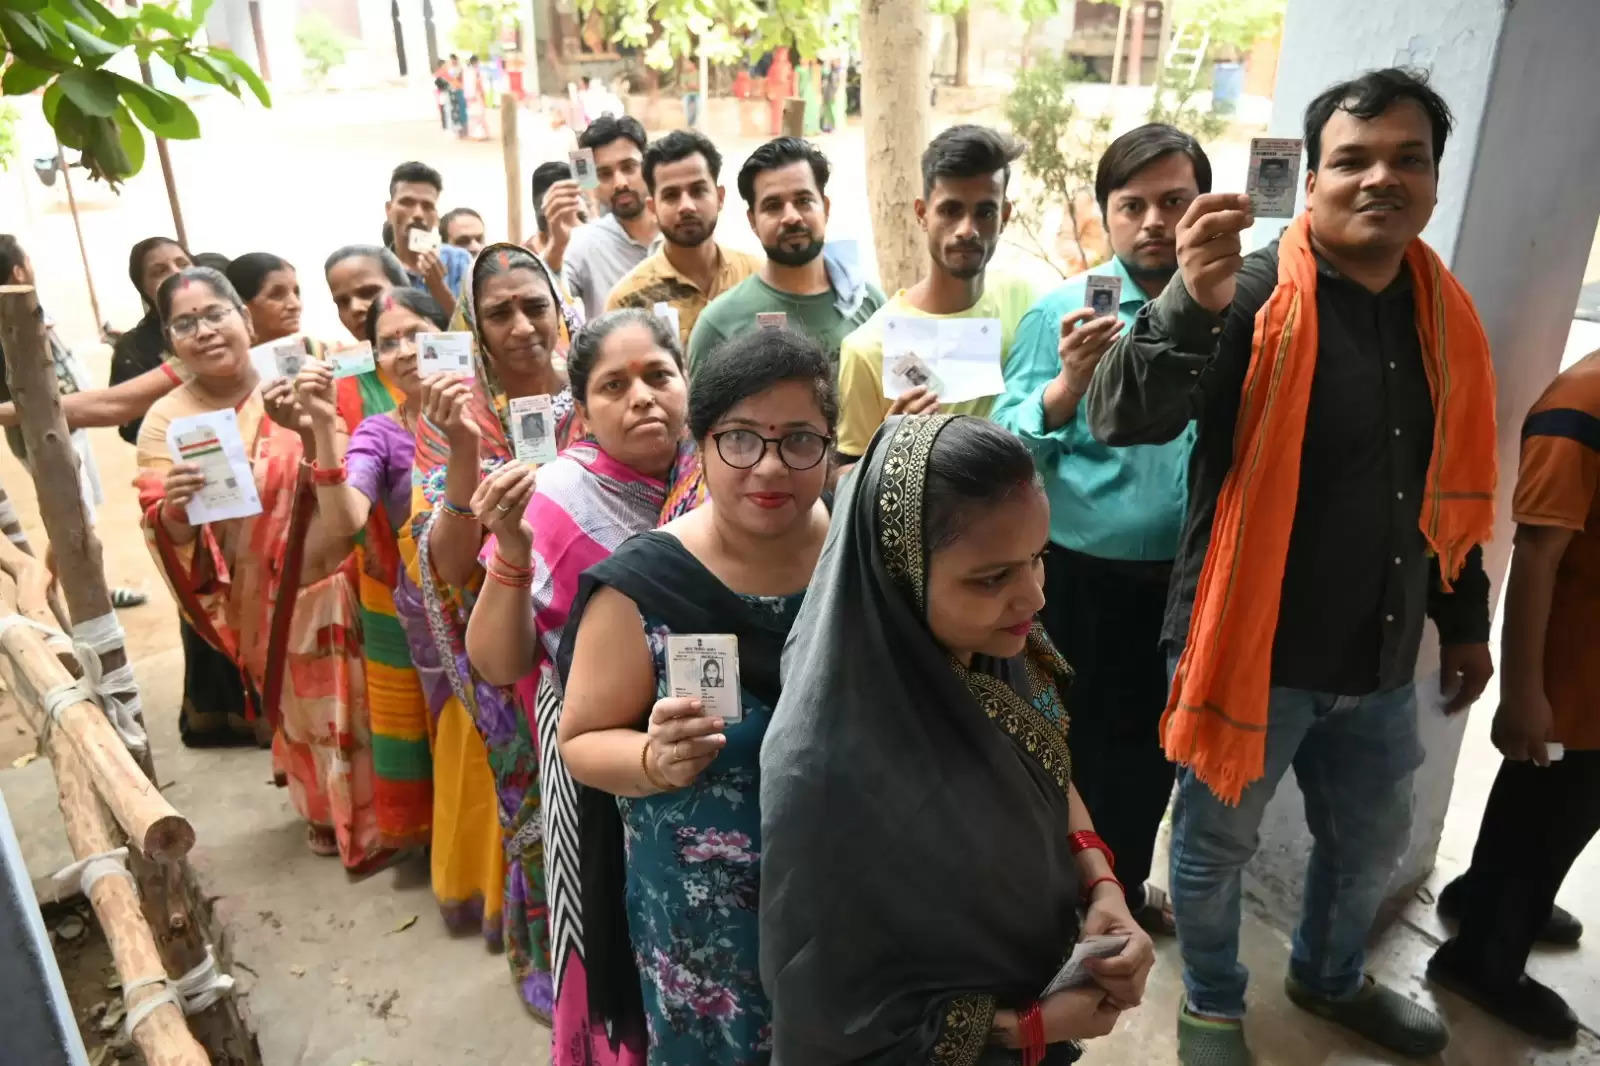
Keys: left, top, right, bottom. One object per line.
{"left": 1, "top": 82, "right": 1596, "bottom": 1066}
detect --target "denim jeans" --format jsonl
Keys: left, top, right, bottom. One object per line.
{"left": 1166, "top": 673, "right": 1425, "bottom": 1018}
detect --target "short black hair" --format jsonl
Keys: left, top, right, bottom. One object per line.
{"left": 1094, "top": 123, "right": 1213, "bottom": 216}
{"left": 389, "top": 161, "right": 443, "bottom": 198}
{"left": 577, "top": 114, "right": 647, "bottom": 156}
{"left": 324, "top": 244, "right": 409, "bottom": 287}
{"left": 155, "top": 266, "right": 243, "bottom": 325}
{"left": 1304, "top": 67, "right": 1454, "bottom": 172}
{"left": 643, "top": 129, "right": 723, "bottom": 193}
{"left": 920, "top": 124, "right": 1024, "bottom": 196}
{"left": 923, "top": 416, "right": 1040, "bottom": 550}
{"left": 439, "top": 207, "right": 483, "bottom": 242}
{"left": 531, "top": 160, "right": 573, "bottom": 234}
{"left": 126, "top": 236, "right": 187, "bottom": 303}
{"left": 567, "top": 309, "right": 684, "bottom": 404}
{"left": 225, "top": 252, "right": 291, "bottom": 303}
{"left": 736, "top": 137, "right": 830, "bottom": 209}
{"left": 689, "top": 328, "right": 838, "bottom": 440}
{"left": 365, "top": 286, "right": 448, "bottom": 349}
{"left": 0, "top": 234, "right": 25, "bottom": 281}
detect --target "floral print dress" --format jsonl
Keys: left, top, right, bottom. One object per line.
{"left": 617, "top": 594, "right": 802, "bottom": 1065}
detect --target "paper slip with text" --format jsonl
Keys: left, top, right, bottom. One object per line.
{"left": 166, "top": 408, "right": 263, "bottom": 524}
{"left": 1246, "top": 138, "right": 1303, "bottom": 219}
{"left": 1040, "top": 934, "right": 1129, "bottom": 997}
{"left": 880, "top": 316, "right": 1004, "bottom": 403}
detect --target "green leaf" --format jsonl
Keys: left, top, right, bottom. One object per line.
{"left": 120, "top": 78, "right": 199, "bottom": 138}
{"left": 1, "top": 60, "right": 56, "bottom": 95}
{"left": 112, "top": 103, "right": 143, "bottom": 175}
{"left": 57, "top": 0, "right": 131, "bottom": 44}
{"left": 41, "top": 78, "right": 64, "bottom": 125}
{"left": 133, "top": 3, "right": 192, "bottom": 37}
{"left": 4, "top": 0, "right": 49, "bottom": 12}
{"left": 188, "top": 0, "right": 215, "bottom": 26}
{"left": 208, "top": 47, "right": 270, "bottom": 105}
{"left": 56, "top": 68, "right": 117, "bottom": 116}
{"left": 176, "top": 50, "right": 224, "bottom": 86}
{"left": 62, "top": 19, "right": 119, "bottom": 66}
{"left": 0, "top": 10, "right": 56, "bottom": 58}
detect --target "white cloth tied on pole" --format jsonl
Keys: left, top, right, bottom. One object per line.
{"left": 121, "top": 947, "right": 236, "bottom": 1036}
{"left": 0, "top": 610, "right": 147, "bottom": 754}
{"left": 50, "top": 845, "right": 132, "bottom": 898}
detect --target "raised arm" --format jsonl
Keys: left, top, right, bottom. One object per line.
{"left": 421, "top": 373, "right": 487, "bottom": 589}
{"left": 295, "top": 362, "right": 371, "bottom": 541}
{"left": 463, "top": 464, "right": 541, "bottom": 686}
{"left": 0, "top": 364, "right": 179, "bottom": 430}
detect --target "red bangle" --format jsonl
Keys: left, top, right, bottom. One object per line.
{"left": 1018, "top": 1000, "right": 1046, "bottom": 1066}
{"left": 1082, "top": 874, "right": 1124, "bottom": 904}
{"left": 1069, "top": 830, "right": 1115, "bottom": 872}
{"left": 487, "top": 566, "right": 533, "bottom": 589}
{"left": 492, "top": 550, "right": 532, "bottom": 576}
{"left": 311, "top": 463, "right": 347, "bottom": 486}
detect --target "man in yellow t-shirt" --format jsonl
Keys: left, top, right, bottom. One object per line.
{"left": 835, "top": 124, "right": 1039, "bottom": 462}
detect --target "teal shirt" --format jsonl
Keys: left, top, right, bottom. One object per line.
{"left": 990, "top": 256, "right": 1194, "bottom": 562}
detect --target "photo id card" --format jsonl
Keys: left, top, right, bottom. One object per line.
{"left": 569, "top": 147, "right": 599, "bottom": 190}
{"left": 330, "top": 341, "right": 376, "bottom": 379}
{"left": 884, "top": 351, "right": 946, "bottom": 398}
{"left": 167, "top": 408, "right": 263, "bottom": 524}
{"left": 1246, "top": 137, "right": 1303, "bottom": 219}
{"left": 417, "top": 331, "right": 475, "bottom": 377}
{"left": 665, "top": 634, "right": 742, "bottom": 725}
{"left": 1084, "top": 274, "right": 1122, "bottom": 318}
{"left": 756, "top": 311, "right": 788, "bottom": 331}
{"left": 1039, "top": 934, "right": 1130, "bottom": 998}
{"left": 408, "top": 226, "right": 441, "bottom": 254}
{"left": 653, "top": 301, "right": 682, "bottom": 340}
{"left": 509, "top": 393, "right": 558, "bottom": 465}
{"left": 250, "top": 335, "right": 313, "bottom": 384}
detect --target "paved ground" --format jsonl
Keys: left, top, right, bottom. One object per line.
{"left": 1, "top": 82, "right": 1597, "bottom": 1065}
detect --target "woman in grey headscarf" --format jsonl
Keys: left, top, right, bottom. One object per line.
{"left": 761, "top": 414, "right": 1156, "bottom": 1064}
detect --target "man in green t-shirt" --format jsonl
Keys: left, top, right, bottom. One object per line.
{"left": 835, "top": 124, "right": 1039, "bottom": 461}
{"left": 686, "top": 137, "right": 885, "bottom": 370}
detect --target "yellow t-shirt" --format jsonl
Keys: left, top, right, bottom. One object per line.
{"left": 835, "top": 274, "right": 1042, "bottom": 458}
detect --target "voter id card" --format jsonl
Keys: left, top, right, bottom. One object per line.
{"left": 417, "top": 331, "right": 474, "bottom": 376}
{"left": 509, "top": 393, "right": 558, "bottom": 465}
{"left": 665, "top": 634, "right": 741, "bottom": 725}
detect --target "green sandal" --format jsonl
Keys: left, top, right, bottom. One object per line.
{"left": 1178, "top": 1005, "right": 1253, "bottom": 1066}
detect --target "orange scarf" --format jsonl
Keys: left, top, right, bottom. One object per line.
{"left": 1164, "top": 212, "right": 1498, "bottom": 804}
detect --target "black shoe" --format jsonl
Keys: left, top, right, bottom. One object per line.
{"left": 1285, "top": 974, "right": 1448, "bottom": 1058}
{"left": 1437, "top": 875, "right": 1583, "bottom": 946}
{"left": 1427, "top": 940, "right": 1580, "bottom": 1044}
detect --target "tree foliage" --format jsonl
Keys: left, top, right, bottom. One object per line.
{"left": 1170, "top": 0, "right": 1286, "bottom": 60}
{"left": 579, "top": 0, "right": 855, "bottom": 72}
{"left": 452, "top": 0, "right": 521, "bottom": 58}
{"left": 294, "top": 12, "right": 351, "bottom": 87}
{"left": 0, "top": 0, "right": 269, "bottom": 186}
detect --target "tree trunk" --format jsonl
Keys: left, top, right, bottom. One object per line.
{"left": 861, "top": 0, "right": 931, "bottom": 296}
{"left": 954, "top": 7, "right": 970, "bottom": 88}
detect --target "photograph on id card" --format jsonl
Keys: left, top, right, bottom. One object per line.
{"left": 886, "top": 351, "right": 946, "bottom": 398}
{"left": 330, "top": 341, "right": 377, "bottom": 379}
{"left": 1083, "top": 275, "right": 1122, "bottom": 318}
{"left": 510, "top": 393, "right": 558, "bottom": 465}
{"left": 1245, "top": 137, "right": 1303, "bottom": 218}
{"left": 665, "top": 634, "right": 741, "bottom": 725}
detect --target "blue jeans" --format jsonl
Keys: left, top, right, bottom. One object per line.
{"left": 1167, "top": 676, "right": 1425, "bottom": 1018}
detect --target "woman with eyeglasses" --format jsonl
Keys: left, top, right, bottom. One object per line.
{"left": 555, "top": 327, "right": 834, "bottom": 1063}
{"left": 134, "top": 266, "right": 388, "bottom": 872}
{"left": 467, "top": 308, "right": 703, "bottom": 1062}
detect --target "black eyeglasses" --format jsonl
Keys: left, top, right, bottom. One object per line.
{"left": 711, "top": 429, "right": 831, "bottom": 471}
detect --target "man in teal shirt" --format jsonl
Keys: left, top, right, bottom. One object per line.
{"left": 992, "top": 123, "right": 1211, "bottom": 935}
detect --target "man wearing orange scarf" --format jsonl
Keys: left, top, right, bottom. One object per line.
{"left": 1087, "top": 68, "right": 1497, "bottom": 1065}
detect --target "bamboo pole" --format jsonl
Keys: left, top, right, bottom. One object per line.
{"left": 53, "top": 747, "right": 209, "bottom": 1066}
{"left": 0, "top": 285, "right": 139, "bottom": 739}
{"left": 55, "top": 140, "right": 106, "bottom": 334}
{"left": 503, "top": 94, "right": 523, "bottom": 245}
{"left": 0, "top": 564, "right": 194, "bottom": 862}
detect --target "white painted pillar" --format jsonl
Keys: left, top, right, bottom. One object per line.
{"left": 1246, "top": 0, "right": 1600, "bottom": 917}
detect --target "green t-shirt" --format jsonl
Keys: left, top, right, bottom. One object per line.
{"left": 686, "top": 274, "right": 887, "bottom": 372}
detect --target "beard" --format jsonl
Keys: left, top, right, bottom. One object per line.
{"left": 939, "top": 240, "right": 990, "bottom": 280}
{"left": 764, "top": 226, "right": 825, "bottom": 267}
{"left": 1117, "top": 251, "right": 1176, "bottom": 290}
{"left": 662, "top": 215, "right": 714, "bottom": 248}
{"left": 609, "top": 187, "right": 646, "bottom": 220}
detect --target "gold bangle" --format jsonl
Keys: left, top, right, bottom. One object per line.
{"left": 640, "top": 737, "right": 674, "bottom": 793}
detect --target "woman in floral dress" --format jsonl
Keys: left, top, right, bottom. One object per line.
{"left": 556, "top": 327, "right": 836, "bottom": 1062}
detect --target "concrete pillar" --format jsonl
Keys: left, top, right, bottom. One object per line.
{"left": 1246, "top": 0, "right": 1600, "bottom": 920}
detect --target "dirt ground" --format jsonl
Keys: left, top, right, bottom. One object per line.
{"left": 41, "top": 895, "right": 148, "bottom": 1066}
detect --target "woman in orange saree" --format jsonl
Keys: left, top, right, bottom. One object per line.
{"left": 134, "top": 265, "right": 386, "bottom": 872}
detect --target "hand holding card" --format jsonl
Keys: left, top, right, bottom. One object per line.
{"left": 666, "top": 634, "right": 741, "bottom": 725}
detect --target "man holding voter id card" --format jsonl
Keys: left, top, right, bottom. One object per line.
{"left": 834, "top": 124, "right": 1041, "bottom": 464}
{"left": 1087, "top": 68, "right": 1497, "bottom": 1064}
{"left": 993, "top": 123, "right": 1211, "bottom": 944}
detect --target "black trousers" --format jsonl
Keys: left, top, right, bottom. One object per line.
{"left": 1451, "top": 750, "right": 1600, "bottom": 982}
{"left": 1039, "top": 545, "right": 1176, "bottom": 899}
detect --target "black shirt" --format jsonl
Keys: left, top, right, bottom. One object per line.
{"left": 1084, "top": 242, "right": 1490, "bottom": 696}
